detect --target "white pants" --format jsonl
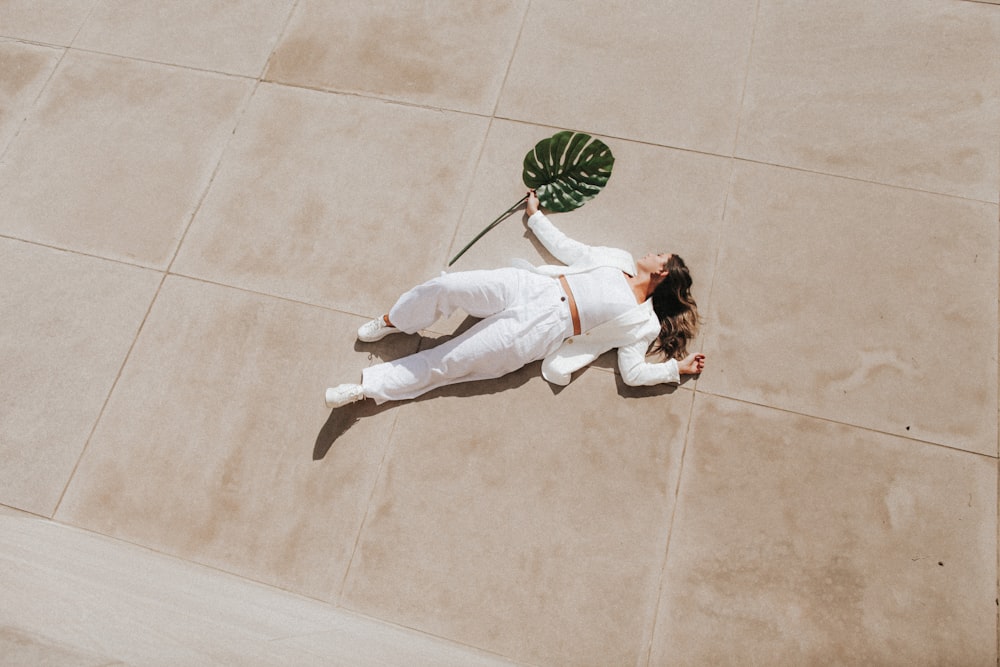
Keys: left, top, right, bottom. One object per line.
{"left": 361, "top": 268, "right": 574, "bottom": 404}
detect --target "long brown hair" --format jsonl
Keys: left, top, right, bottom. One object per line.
{"left": 649, "top": 254, "right": 699, "bottom": 360}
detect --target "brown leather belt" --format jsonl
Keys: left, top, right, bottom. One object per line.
{"left": 558, "top": 275, "right": 582, "bottom": 336}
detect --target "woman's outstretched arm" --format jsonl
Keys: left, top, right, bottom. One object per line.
{"left": 618, "top": 341, "right": 705, "bottom": 386}
{"left": 618, "top": 339, "right": 681, "bottom": 386}
{"left": 524, "top": 190, "right": 594, "bottom": 265}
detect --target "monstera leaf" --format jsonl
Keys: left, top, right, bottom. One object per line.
{"left": 522, "top": 131, "right": 614, "bottom": 212}
{"left": 448, "top": 131, "right": 615, "bottom": 266}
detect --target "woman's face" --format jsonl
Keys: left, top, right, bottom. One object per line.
{"left": 637, "top": 252, "right": 672, "bottom": 276}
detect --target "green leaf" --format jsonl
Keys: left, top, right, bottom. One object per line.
{"left": 448, "top": 131, "right": 615, "bottom": 266}
{"left": 522, "top": 131, "right": 615, "bottom": 213}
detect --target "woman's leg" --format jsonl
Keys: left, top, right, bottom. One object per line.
{"left": 363, "top": 311, "right": 539, "bottom": 403}
{"left": 386, "top": 268, "right": 523, "bottom": 334}
{"left": 333, "top": 270, "right": 527, "bottom": 408}
{"left": 362, "top": 272, "right": 571, "bottom": 404}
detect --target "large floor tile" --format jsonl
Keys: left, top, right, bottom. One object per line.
{"left": 0, "top": 506, "right": 524, "bottom": 666}
{"left": 341, "top": 368, "right": 693, "bottom": 667}
{"left": 265, "top": 0, "right": 527, "bottom": 115}
{"left": 496, "top": 0, "right": 757, "bottom": 156}
{"left": 0, "top": 239, "right": 160, "bottom": 516}
{"left": 738, "top": 0, "right": 1000, "bottom": 202}
{"left": 699, "top": 161, "right": 997, "bottom": 455}
{"left": 650, "top": 394, "right": 997, "bottom": 665}
{"left": 172, "top": 83, "right": 489, "bottom": 316}
{"left": 448, "top": 120, "right": 730, "bottom": 324}
{"left": 0, "top": 51, "right": 251, "bottom": 267}
{"left": 74, "top": 0, "right": 296, "bottom": 77}
{"left": 0, "top": 0, "right": 95, "bottom": 45}
{"left": 0, "top": 41, "right": 61, "bottom": 156}
{"left": 55, "top": 276, "right": 417, "bottom": 598}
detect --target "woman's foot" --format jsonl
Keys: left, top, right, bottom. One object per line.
{"left": 357, "top": 315, "right": 402, "bottom": 342}
{"left": 325, "top": 383, "right": 365, "bottom": 408}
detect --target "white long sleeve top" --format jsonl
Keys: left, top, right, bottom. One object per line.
{"left": 520, "top": 211, "right": 681, "bottom": 387}
{"left": 564, "top": 267, "right": 636, "bottom": 334}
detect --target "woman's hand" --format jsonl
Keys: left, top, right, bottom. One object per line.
{"left": 525, "top": 189, "right": 540, "bottom": 216}
{"left": 678, "top": 353, "right": 706, "bottom": 376}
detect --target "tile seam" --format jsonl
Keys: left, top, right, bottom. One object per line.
{"left": 639, "top": 388, "right": 700, "bottom": 667}
{"left": 4, "top": 52, "right": 993, "bottom": 208}
{"left": 66, "top": 0, "right": 99, "bottom": 48}
{"left": 491, "top": 114, "right": 733, "bottom": 161}
{"left": 260, "top": 78, "right": 496, "bottom": 120}
{"left": 333, "top": 408, "right": 403, "bottom": 605}
{"left": 251, "top": 0, "right": 301, "bottom": 81}
{"left": 0, "top": 503, "right": 49, "bottom": 520}
{"left": 60, "top": 45, "right": 262, "bottom": 82}
{"left": 438, "top": 117, "right": 496, "bottom": 266}
{"left": 0, "top": 233, "right": 162, "bottom": 272}
{"left": 0, "top": 239, "right": 371, "bottom": 324}
{"left": 637, "top": 0, "right": 760, "bottom": 639}
{"left": 166, "top": 267, "right": 415, "bottom": 323}
{"left": 12, "top": 8, "right": 180, "bottom": 515}
{"left": 22, "top": 51, "right": 983, "bottom": 211}
{"left": 697, "top": 389, "right": 1000, "bottom": 461}
{"left": 0, "top": 41, "right": 69, "bottom": 164}
{"left": 49, "top": 269, "right": 168, "bottom": 519}
{"left": 6, "top": 506, "right": 336, "bottom": 608}
{"left": 163, "top": 78, "right": 262, "bottom": 275}
{"left": 731, "top": 155, "right": 1000, "bottom": 206}
{"left": 438, "top": 0, "right": 531, "bottom": 265}
{"left": 487, "top": 0, "right": 532, "bottom": 119}
{"left": 0, "top": 35, "right": 69, "bottom": 49}
{"left": 491, "top": 116, "right": 999, "bottom": 206}
{"left": 729, "top": 0, "right": 763, "bottom": 158}
{"left": 700, "top": 155, "right": 740, "bottom": 386}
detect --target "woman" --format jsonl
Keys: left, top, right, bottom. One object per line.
{"left": 325, "top": 190, "right": 706, "bottom": 408}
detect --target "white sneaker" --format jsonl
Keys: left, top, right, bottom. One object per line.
{"left": 357, "top": 316, "right": 401, "bottom": 342}
{"left": 325, "top": 383, "right": 365, "bottom": 408}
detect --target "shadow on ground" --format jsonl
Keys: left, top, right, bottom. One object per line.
{"left": 313, "top": 315, "right": 684, "bottom": 459}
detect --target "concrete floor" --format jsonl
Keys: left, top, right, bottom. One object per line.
{"left": 1, "top": 1, "right": 998, "bottom": 665}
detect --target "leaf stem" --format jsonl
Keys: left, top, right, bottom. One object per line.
{"left": 447, "top": 194, "right": 529, "bottom": 266}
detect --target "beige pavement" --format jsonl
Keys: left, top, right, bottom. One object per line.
{"left": 1, "top": 1, "right": 998, "bottom": 665}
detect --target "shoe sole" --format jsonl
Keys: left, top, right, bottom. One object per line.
{"left": 357, "top": 328, "right": 401, "bottom": 343}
